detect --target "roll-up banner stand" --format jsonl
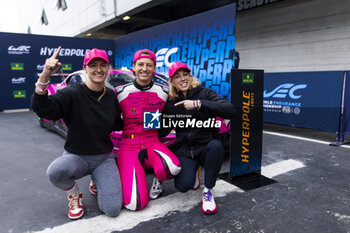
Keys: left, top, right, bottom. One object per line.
{"left": 230, "top": 69, "right": 263, "bottom": 180}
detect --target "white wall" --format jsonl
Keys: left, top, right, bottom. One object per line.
{"left": 17, "top": 0, "right": 350, "bottom": 73}
{"left": 18, "top": 0, "right": 152, "bottom": 37}
{"left": 116, "top": 0, "right": 151, "bottom": 16}
{"left": 235, "top": 0, "right": 350, "bottom": 72}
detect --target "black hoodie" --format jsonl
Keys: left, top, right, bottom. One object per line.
{"left": 160, "top": 85, "right": 236, "bottom": 158}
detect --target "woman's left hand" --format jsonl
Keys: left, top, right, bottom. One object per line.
{"left": 174, "top": 100, "right": 197, "bottom": 110}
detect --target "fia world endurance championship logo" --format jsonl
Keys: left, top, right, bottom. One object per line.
{"left": 143, "top": 110, "right": 161, "bottom": 129}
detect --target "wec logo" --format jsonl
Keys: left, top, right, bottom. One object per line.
{"left": 11, "top": 77, "right": 26, "bottom": 84}
{"left": 156, "top": 48, "right": 178, "bottom": 67}
{"left": 8, "top": 45, "right": 31, "bottom": 54}
{"left": 264, "top": 83, "right": 307, "bottom": 100}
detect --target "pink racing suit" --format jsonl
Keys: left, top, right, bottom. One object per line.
{"left": 115, "top": 80, "right": 181, "bottom": 210}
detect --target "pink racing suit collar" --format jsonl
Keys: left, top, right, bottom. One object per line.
{"left": 133, "top": 79, "right": 154, "bottom": 91}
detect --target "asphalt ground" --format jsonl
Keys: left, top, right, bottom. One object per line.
{"left": 0, "top": 110, "right": 349, "bottom": 233}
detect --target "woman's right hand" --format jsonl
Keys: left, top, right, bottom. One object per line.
{"left": 174, "top": 100, "right": 199, "bottom": 110}
{"left": 40, "top": 46, "right": 62, "bottom": 81}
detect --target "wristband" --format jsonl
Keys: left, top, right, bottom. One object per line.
{"left": 35, "top": 80, "right": 49, "bottom": 86}
{"left": 35, "top": 81, "right": 48, "bottom": 93}
{"left": 193, "top": 100, "right": 196, "bottom": 109}
{"left": 196, "top": 100, "right": 201, "bottom": 110}
{"left": 35, "top": 85, "right": 48, "bottom": 93}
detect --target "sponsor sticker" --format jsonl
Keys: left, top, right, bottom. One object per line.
{"left": 242, "top": 73, "right": 254, "bottom": 84}
{"left": 61, "top": 64, "right": 72, "bottom": 71}
{"left": 13, "top": 90, "right": 26, "bottom": 98}
{"left": 11, "top": 63, "right": 24, "bottom": 71}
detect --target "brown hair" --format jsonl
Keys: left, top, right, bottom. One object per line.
{"left": 168, "top": 74, "right": 201, "bottom": 100}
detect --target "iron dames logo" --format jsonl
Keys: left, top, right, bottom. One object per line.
{"left": 10, "top": 63, "right": 24, "bottom": 71}
{"left": 264, "top": 83, "right": 307, "bottom": 100}
{"left": 11, "top": 77, "right": 26, "bottom": 84}
{"left": 8, "top": 45, "right": 31, "bottom": 55}
{"left": 143, "top": 110, "right": 161, "bottom": 129}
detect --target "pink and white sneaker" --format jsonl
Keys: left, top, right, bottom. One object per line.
{"left": 67, "top": 192, "right": 84, "bottom": 220}
{"left": 89, "top": 179, "right": 97, "bottom": 195}
{"left": 201, "top": 188, "right": 217, "bottom": 214}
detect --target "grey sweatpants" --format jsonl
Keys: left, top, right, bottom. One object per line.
{"left": 47, "top": 150, "right": 122, "bottom": 217}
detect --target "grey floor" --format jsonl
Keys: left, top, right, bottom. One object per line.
{"left": 0, "top": 110, "right": 349, "bottom": 233}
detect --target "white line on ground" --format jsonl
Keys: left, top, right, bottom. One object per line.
{"left": 263, "top": 130, "right": 350, "bottom": 149}
{"left": 34, "top": 159, "right": 305, "bottom": 233}
{"left": 262, "top": 159, "right": 305, "bottom": 179}
{"left": 2, "top": 108, "right": 30, "bottom": 113}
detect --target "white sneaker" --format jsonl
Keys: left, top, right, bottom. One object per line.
{"left": 67, "top": 192, "right": 84, "bottom": 220}
{"left": 201, "top": 188, "right": 217, "bottom": 214}
{"left": 149, "top": 176, "right": 162, "bottom": 199}
{"left": 193, "top": 167, "right": 201, "bottom": 190}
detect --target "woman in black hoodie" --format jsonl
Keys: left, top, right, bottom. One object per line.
{"left": 161, "top": 62, "right": 235, "bottom": 214}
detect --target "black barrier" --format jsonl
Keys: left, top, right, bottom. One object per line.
{"left": 230, "top": 69, "right": 263, "bottom": 178}
{"left": 264, "top": 71, "right": 344, "bottom": 133}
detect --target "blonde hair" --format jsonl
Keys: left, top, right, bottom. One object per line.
{"left": 97, "top": 85, "right": 106, "bottom": 102}
{"left": 168, "top": 74, "right": 201, "bottom": 100}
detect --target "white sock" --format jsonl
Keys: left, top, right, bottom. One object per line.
{"left": 65, "top": 183, "right": 80, "bottom": 196}
{"left": 203, "top": 187, "right": 211, "bottom": 193}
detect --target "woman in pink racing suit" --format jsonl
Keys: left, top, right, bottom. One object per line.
{"left": 115, "top": 49, "right": 181, "bottom": 210}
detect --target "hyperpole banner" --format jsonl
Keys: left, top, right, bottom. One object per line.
{"left": 114, "top": 3, "right": 236, "bottom": 100}
{"left": 230, "top": 69, "right": 263, "bottom": 178}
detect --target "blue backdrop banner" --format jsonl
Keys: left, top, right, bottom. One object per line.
{"left": 263, "top": 71, "right": 344, "bottom": 133}
{"left": 0, "top": 32, "right": 114, "bottom": 110}
{"left": 114, "top": 3, "right": 236, "bottom": 100}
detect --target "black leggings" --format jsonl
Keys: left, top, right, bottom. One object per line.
{"left": 174, "top": 139, "right": 224, "bottom": 192}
